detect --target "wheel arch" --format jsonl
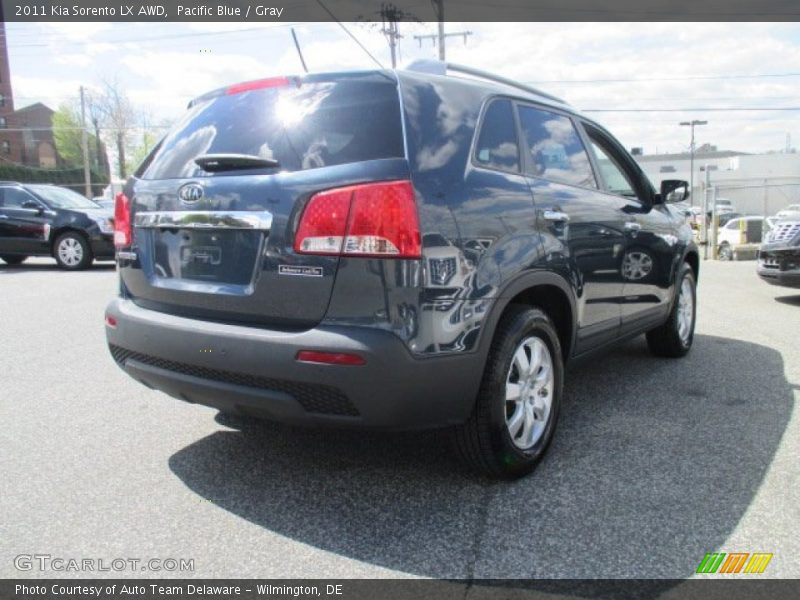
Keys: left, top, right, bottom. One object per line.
{"left": 479, "top": 271, "right": 577, "bottom": 363}
{"left": 683, "top": 247, "right": 700, "bottom": 281}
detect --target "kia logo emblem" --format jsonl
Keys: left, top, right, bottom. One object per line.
{"left": 178, "top": 183, "right": 204, "bottom": 204}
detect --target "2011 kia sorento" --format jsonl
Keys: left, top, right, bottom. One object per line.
{"left": 105, "top": 62, "right": 698, "bottom": 478}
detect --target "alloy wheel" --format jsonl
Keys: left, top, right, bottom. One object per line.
{"left": 505, "top": 336, "right": 555, "bottom": 450}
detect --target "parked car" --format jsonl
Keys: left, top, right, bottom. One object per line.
{"left": 105, "top": 62, "right": 699, "bottom": 478}
{"left": 95, "top": 198, "right": 116, "bottom": 211}
{"left": 758, "top": 219, "right": 800, "bottom": 288}
{"left": 775, "top": 204, "right": 800, "bottom": 220}
{"left": 0, "top": 182, "right": 114, "bottom": 269}
{"left": 717, "top": 216, "right": 772, "bottom": 260}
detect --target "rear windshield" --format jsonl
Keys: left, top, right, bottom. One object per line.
{"left": 140, "top": 75, "right": 405, "bottom": 180}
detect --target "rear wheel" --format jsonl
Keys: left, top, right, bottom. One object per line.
{"left": 453, "top": 305, "right": 563, "bottom": 479}
{"left": 0, "top": 255, "right": 27, "bottom": 265}
{"left": 54, "top": 232, "right": 93, "bottom": 270}
{"left": 646, "top": 263, "right": 696, "bottom": 358}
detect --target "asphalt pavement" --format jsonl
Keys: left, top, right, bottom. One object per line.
{"left": 1, "top": 257, "right": 798, "bottom": 582}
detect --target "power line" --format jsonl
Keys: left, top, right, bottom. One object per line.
{"left": 314, "top": 0, "right": 385, "bottom": 69}
{"left": 582, "top": 107, "right": 800, "bottom": 113}
{"left": 4, "top": 24, "right": 302, "bottom": 48}
{"left": 527, "top": 72, "right": 800, "bottom": 85}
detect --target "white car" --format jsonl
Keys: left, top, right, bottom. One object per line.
{"left": 717, "top": 216, "right": 772, "bottom": 260}
{"left": 775, "top": 204, "right": 800, "bottom": 220}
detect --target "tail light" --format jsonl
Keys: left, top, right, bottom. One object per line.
{"left": 113, "top": 192, "right": 131, "bottom": 248}
{"left": 294, "top": 180, "right": 421, "bottom": 258}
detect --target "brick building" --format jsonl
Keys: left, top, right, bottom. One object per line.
{"left": 0, "top": 22, "right": 109, "bottom": 175}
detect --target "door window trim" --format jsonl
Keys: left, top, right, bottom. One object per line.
{"left": 580, "top": 121, "right": 654, "bottom": 205}
{"left": 513, "top": 99, "right": 599, "bottom": 192}
{"left": 470, "top": 95, "right": 523, "bottom": 177}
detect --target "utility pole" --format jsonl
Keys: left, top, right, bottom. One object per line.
{"left": 79, "top": 86, "right": 91, "bottom": 199}
{"left": 414, "top": 1, "right": 471, "bottom": 61}
{"left": 679, "top": 119, "right": 707, "bottom": 207}
{"left": 380, "top": 3, "right": 403, "bottom": 68}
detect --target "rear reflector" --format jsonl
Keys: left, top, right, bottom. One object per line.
{"left": 226, "top": 76, "right": 291, "bottom": 95}
{"left": 294, "top": 180, "right": 421, "bottom": 258}
{"left": 105, "top": 314, "right": 117, "bottom": 328}
{"left": 296, "top": 350, "right": 366, "bottom": 366}
{"left": 113, "top": 192, "right": 131, "bottom": 248}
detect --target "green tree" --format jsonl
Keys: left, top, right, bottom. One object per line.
{"left": 52, "top": 102, "right": 103, "bottom": 169}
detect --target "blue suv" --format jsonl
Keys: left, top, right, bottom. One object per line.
{"left": 106, "top": 62, "right": 698, "bottom": 478}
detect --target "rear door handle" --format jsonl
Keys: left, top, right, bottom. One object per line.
{"left": 624, "top": 221, "right": 641, "bottom": 231}
{"left": 543, "top": 210, "right": 570, "bottom": 222}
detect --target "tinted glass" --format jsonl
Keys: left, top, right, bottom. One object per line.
{"left": 474, "top": 99, "right": 519, "bottom": 172}
{"left": 0, "top": 187, "right": 37, "bottom": 209}
{"left": 140, "top": 77, "right": 404, "bottom": 180}
{"left": 27, "top": 185, "right": 99, "bottom": 209}
{"left": 517, "top": 106, "right": 595, "bottom": 188}
{"left": 589, "top": 141, "right": 637, "bottom": 197}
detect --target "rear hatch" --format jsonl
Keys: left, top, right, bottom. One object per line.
{"left": 119, "top": 72, "right": 409, "bottom": 328}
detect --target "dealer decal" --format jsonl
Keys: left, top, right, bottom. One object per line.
{"left": 279, "top": 265, "right": 324, "bottom": 278}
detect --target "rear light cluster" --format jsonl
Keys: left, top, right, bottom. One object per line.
{"left": 113, "top": 192, "right": 131, "bottom": 248}
{"left": 294, "top": 180, "right": 421, "bottom": 258}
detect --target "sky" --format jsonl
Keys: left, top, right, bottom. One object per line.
{"left": 5, "top": 21, "right": 800, "bottom": 157}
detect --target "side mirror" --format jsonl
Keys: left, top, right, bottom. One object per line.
{"left": 658, "top": 180, "right": 690, "bottom": 204}
{"left": 22, "top": 200, "right": 43, "bottom": 214}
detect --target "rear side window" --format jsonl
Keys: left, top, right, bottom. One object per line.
{"left": 140, "top": 77, "right": 404, "bottom": 179}
{"left": 474, "top": 99, "right": 520, "bottom": 172}
{"left": 517, "top": 105, "right": 596, "bottom": 189}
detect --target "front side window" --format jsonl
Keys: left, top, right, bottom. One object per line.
{"left": 517, "top": 105, "right": 596, "bottom": 188}
{"left": 588, "top": 140, "right": 637, "bottom": 198}
{"left": 0, "top": 187, "right": 37, "bottom": 209}
{"left": 474, "top": 99, "right": 519, "bottom": 172}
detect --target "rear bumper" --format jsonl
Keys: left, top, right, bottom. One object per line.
{"left": 90, "top": 234, "right": 115, "bottom": 259}
{"left": 104, "top": 298, "right": 483, "bottom": 430}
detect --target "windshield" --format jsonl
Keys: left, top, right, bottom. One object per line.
{"left": 29, "top": 185, "right": 100, "bottom": 209}
{"left": 140, "top": 74, "right": 404, "bottom": 180}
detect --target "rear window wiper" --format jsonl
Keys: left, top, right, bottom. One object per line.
{"left": 194, "top": 153, "right": 279, "bottom": 172}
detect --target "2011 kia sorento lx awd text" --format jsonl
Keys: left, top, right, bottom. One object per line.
{"left": 105, "top": 62, "right": 698, "bottom": 478}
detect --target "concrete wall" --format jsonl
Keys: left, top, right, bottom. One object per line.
{"left": 636, "top": 152, "right": 800, "bottom": 216}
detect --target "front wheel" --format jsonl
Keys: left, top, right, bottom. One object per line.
{"left": 718, "top": 243, "right": 733, "bottom": 261}
{"left": 0, "top": 255, "right": 27, "bottom": 265}
{"left": 453, "top": 305, "right": 563, "bottom": 479}
{"left": 54, "top": 232, "right": 93, "bottom": 270}
{"left": 646, "top": 263, "right": 696, "bottom": 358}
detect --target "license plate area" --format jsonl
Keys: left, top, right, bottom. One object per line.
{"left": 151, "top": 228, "right": 262, "bottom": 285}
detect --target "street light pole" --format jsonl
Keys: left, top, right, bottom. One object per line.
{"left": 679, "top": 119, "right": 707, "bottom": 207}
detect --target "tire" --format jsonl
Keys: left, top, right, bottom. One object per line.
{"left": 0, "top": 255, "right": 27, "bottom": 265}
{"left": 646, "top": 263, "right": 696, "bottom": 358}
{"left": 53, "top": 232, "right": 93, "bottom": 270}
{"left": 453, "top": 305, "right": 564, "bottom": 479}
{"left": 718, "top": 243, "right": 732, "bottom": 261}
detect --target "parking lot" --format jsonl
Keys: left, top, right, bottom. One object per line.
{"left": 1, "top": 258, "right": 798, "bottom": 580}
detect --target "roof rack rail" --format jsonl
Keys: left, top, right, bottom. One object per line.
{"left": 404, "top": 59, "right": 568, "bottom": 105}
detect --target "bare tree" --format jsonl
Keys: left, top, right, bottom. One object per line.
{"left": 94, "top": 77, "right": 136, "bottom": 179}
